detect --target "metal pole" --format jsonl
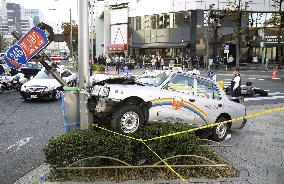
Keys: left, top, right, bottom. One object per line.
{"left": 70, "top": 9, "right": 73, "bottom": 58}
{"left": 78, "top": 0, "right": 92, "bottom": 129}
{"left": 91, "top": 2, "right": 94, "bottom": 64}
{"left": 277, "top": 0, "right": 283, "bottom": 66}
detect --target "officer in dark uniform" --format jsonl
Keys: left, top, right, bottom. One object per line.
{"left": 230, "top": 68, "right": 241, "bottom": 97}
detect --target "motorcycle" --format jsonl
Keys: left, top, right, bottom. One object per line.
{"left": 0, "top": 73, "right": 27, "bottom": 94}
{"left": 0, "top": 76, "right": 13, "bottom": 94}
{"left": 225, "top": 82, "right": 268, "bottom": 97}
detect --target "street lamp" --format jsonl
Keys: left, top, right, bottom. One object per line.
{"left": 181, "top": 39, "right": 184, "bottom": 70}
{"left": 49, "top": 8, "right": 73, "bottom": 58}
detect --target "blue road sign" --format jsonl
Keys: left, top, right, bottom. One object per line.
{"left": 224, "top": 44, "right": 229, "bottom": 51}
{"left": 4, "top": 26, "right": 49, "bottom": 69}
{"left": 4, "top": 45, "right": 26, "bottom": 69}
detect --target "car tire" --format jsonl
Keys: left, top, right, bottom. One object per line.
{"left": 0, "top": 86, "right": 4, "bottom": 94}
{"left": 23, "top": 97, "right": 29, "bottom": 102}
{"left": 54, "top": 89, "right": 61, "bottom": 101}
{"left": 111, "top": 105, "right": 144, "bottom": 134}
{"left": 212, "top": 117, "right": 229, "bottom": 142}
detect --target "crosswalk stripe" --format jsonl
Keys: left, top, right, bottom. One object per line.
{"left": 244, "top": 95, "right": 284, "bottom": 102}
{"left": 268, "top": 92, "right": 284, "bottom": 95}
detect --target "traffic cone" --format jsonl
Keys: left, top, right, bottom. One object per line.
{"left": 272, "top": 68, "right": 277, "bottom": 79}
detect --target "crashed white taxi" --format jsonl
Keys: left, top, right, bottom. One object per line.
{"left": 88, "top": 71, "right": 246, "bottom": 141}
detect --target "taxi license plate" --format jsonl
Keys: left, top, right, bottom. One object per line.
{"left": 31, "top": 95, "right": 38, "bottom": 99}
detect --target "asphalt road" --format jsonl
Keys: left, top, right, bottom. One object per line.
{"left": 0, "top": 69, "right": 284, "bottom": 184}
{"left": 0, "top": 92, "right": 64, "bottom": 184}
{"left": 215, "top": 70, "right": 284, "bottom": 106}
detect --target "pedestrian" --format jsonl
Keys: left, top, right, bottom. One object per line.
{"left": 228, "top": 55, "right": 234, "bottom": 70}
{"left": 115, "top": 60, "right": 121, "bottom": 74}
{"left": 0, "top": 64, "right": 4, "bottom": 76}
{"left": 161, "top": 57, "right": 165, "bottom": 70}
{"left": 106, "top": 56, "right": 111, "bottom": 69}
{"left": 230, "top": 68, "right": 241, "bottom": 97}
{"left": 208, "top": 70, "right": 217, "bottom": 82}
{"left": 156, "top": 55, "right": 161, "bottom": 70}
{"left": 186, "top": 56, "right": 192, "bottom": 70}
{"left": 151, "top": 56, "right": 155, "bottom": 70}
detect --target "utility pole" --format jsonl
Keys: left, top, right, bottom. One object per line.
{"left": 69, "top": 9, "right": 73, "bottom": 58}
{"left": 90, "top": 1, "right": 94, "bottom": 64}
{"left": 235, "top": 0, "right": 242, "bottom": 68}
{"left": 277, "top": 0, "right": 283, "bottom": 66}
{"left": 206, "top": 4, "right": 214, "bottom": 70}
{"left": 78, "top": 0, "right": 92, "bottom": 130}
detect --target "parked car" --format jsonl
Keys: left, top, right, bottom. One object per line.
{"left": 0, "top": 53, "right": 5, "bottom": 62}
{"left": 20, "top": 68, "right": 76, "bottom": 101}
{"left": 88, "top": 71, "right": 247, "bottom": 141}
{"left": 50, "top": 55, "right": 63, "bottom": 63}
{"left": 19, "top": 62, "right": 43, "bottom": 79}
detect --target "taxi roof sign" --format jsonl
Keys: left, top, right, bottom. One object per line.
{"left": 4, "top": 26, "right": 49, "bottom": 69}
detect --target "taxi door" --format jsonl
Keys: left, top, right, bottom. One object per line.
{"left": 192, "top": 78, "right": 224, "bottom": 126}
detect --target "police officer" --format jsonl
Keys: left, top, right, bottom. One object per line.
{"left": 230, "top": 68, "right": 241, "bottom": 97}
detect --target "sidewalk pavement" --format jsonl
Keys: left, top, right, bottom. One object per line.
{"left": 13, "top": 104, "right": 284, "bottom": 184}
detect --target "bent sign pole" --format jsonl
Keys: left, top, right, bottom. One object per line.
{"left": 10, "top": 24, "right": 67, "bottom": 86}
{"left": 78, "top": 0, "right": 93, "bottom": 130}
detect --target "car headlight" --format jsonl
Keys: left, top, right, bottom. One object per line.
{"left": 21, "top": 85, "right": 27, "bottom": 92}
{"left": 92, "top": 86, "right": 110, "bottom": 97}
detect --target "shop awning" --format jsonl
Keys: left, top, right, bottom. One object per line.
{"left": 130, "top": 42, "right": 190, "bottom": 49}
{"left": 107, "top": 44, "right": 127, "bottom": 51}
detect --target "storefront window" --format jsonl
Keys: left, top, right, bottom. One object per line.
{"left": 135, "top": 16, "right": 141, "bottom": 30}
{"left": 249, "top": 12, "right": 280, "bottom": 27}
{"left": 151, "top": 15, "right": 157, "bottom": 29}
{"left": 157, "top": 13, "right": 170, "bottom": 29}
{"left": 175, "top": 11, "right": 191, "bottom": 27}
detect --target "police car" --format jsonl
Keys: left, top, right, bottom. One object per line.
{"left": 88, "top": 71, "right": 247, "bottom": 141}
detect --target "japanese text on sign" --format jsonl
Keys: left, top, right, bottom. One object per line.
{"left": 18, "top": 29, "right": 47, "bottom": 60}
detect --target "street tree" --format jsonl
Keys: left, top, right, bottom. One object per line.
{"left": 268, "top": 0, "right": 284, "bottom": 64}
{"left": 61, "top": 21, "right": 78, "bottom": 53}
{"left": 0, "top": 33, "right": 8, "bottom": 52}
{"left": 223, "top": 0, "right": 251, "bottom": 67}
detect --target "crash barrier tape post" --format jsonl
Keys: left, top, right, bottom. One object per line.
{"left": 77, "top": 106, "right": 284, "bottom": 183}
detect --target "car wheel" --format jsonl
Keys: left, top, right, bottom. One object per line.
{"left": 111, "top": 105, "right": 144, "bottom": 134}
{"left": 54, "top": 89, "right": 61, "bottom": 101}
{"left": 23, "top": 97, "right": 29, "bottom": 102}
{"left": 212, "top": 117, "right": 229, "bottom": 142}
{"left": 0, "top": 86, "right": 4, "bottom": 94}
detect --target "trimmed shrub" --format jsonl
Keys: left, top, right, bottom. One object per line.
{"left": 92, "top": 64, "right": 105, "bottom": 72}
{"left": 44, "top": 123, "right": 239, "bottom": 181}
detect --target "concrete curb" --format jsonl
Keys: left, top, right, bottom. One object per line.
{"left": 13, "top": 164, "right": 50, "bottom": 184}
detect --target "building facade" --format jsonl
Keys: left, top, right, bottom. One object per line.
{"left": 95, "top": 0, "right": 284, "bottom": 64}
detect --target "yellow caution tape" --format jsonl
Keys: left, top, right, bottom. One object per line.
{"left": 144, "top": 106, "right": 284, "bottom": 142}
{"left": 78, "top": 106, "right": 284, "bottom": 184}
{"left": 140, "top": 140, "right": 188, "bottom": 184}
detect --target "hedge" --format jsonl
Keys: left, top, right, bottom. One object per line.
{"left": 44, "top": 123, "right": 239, "bottom": 181}
{"left": 92, "top": 64, "right": 105, "bottom": 72}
